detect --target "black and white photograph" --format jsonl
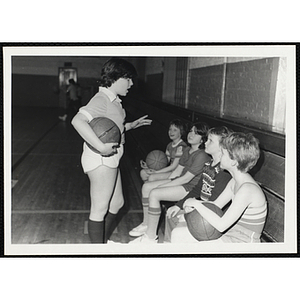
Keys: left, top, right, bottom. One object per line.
{"left": 3, "top": 44, "right": 297, "bottom": 256}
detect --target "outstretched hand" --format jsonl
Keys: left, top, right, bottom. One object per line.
{"left": 130, "top": 115, "right": 152, "bottom": 130}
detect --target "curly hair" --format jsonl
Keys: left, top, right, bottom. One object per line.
{"left": 220, "top": 132, "right": 260, "bottom": 172}
{"left": 98, "top": 58, "right": 138, "bottom": 87}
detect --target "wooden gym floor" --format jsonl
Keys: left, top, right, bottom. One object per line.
{"left": 11, "top": 106, "right": 152, "bottom": 245}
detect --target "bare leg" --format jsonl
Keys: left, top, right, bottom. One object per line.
{"left": 146, "top": 186, "right": 188, "bottom": 239}
{"left": 87, "top": 165, "right": 118, "bottom": 222}
{"left": 148, "top": 172, "right": 172, "bottom": 182}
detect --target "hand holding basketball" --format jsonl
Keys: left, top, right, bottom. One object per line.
{"left": 183, "top": 198, "right": 201, "bottom": 212}
{"left": 145, "top": 168, "right": 156, "bottom": 175}
{"left": 146, "top": 150, "right": 168, "bottom": 171}
{"left": 130, "top": 115, "right": 152, "bottom": 130}
{"left": 86, "top": 117, "right": 121, "bottom": 155}
{"left": 140, "top": 160, "right": 148, "bottom": 169}
{"left": 100, "top": 143, "right": 119, "bottom": 157}
{"left": 184, "top": 200, "right": 224, "bottom": 241}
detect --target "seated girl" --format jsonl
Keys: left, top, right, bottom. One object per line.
{"left": 129, "top": 122, "right": 211, "bottom": 242}
{"left": 164, "top": 126, "right": 232, "bottom": 242}
{"left": 171, "top": 132, "right": 267, "bottom": 244}
{"left": 140, "top": 119, "right": 188, "bottom": 182}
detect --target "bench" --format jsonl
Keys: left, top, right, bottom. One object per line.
{"left": 124, "top": 97, "right": 285, "bottom": 243}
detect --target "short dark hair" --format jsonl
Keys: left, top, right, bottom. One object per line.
{"left": 191, "top": 122, "right": 209, "bottom": 149}
{"left": 98, "top": 58, "right": 138, "bottom": 87}
{"left": 220, "top": 132, "right": 260, "bottom": 172}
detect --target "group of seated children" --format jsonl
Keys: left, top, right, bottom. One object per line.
{"left": 129, "top": 119, "right": 267, "bottom": 244}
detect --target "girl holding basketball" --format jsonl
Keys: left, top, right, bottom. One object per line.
{"left": 71, "top": 58, "right": 152, "bottom": 243}
{"left": 140, "top": 119, "right": 188, "bottom": 182}
{"left": 129, "top": 122, "right": 211, "bottom": 242}
{"left": 163, "top": 126, "right": 232, "bottom": 242}
{"left": 171, "top": 132, "right": 267, "bottom": 243}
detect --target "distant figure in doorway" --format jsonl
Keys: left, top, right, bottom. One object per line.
{"left": 59, "top": 79, "right": 82, "bottom": 121}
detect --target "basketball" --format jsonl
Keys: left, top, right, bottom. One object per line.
{"left": 184, "top": 201, "right": 223, "bottom": 241}
{"left": 87, "top": 117, "right": 121, "bottom": 153}
{"left": 145, "top": 150, "right": 168, "bottom": 171}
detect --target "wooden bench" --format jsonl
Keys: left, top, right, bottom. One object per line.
{"left": 124, "top": 97, "right": 285, "bottom": 243}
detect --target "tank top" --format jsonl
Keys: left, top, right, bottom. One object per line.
{"left": 237, "top": 199, "right": 267, "bottom": 234}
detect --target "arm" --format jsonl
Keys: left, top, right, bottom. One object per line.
{"left": 71, "top": 112, "right": 118, "bottom": 156}
{"left": 184, "top": 182, "right": 255, "bottom": 232}
{"left": 153, "top": 157, "right": 180, "bottom": 174}
{"left": 175, "top": 184, "right": 202, "bottom": 209}
{"left": 154, "top": 145, "right": 183, "bottom": 174}
{"left": 168, "top": 164, "right": 184, "bottom": 179}
{"left": 160, "top": 170, "right": 195, "bottom": 188}
{"left": 125, "top": 115, "right": 152, "bottom": 131}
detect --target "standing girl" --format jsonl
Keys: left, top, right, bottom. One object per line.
{"left": 72, "top": 58, "right": 152, "bottom": 243}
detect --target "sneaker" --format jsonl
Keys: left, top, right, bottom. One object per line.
{"left": 129, "top": 234, "right": 158, "bottom": 244}
{"left": 129, "top": 223, "right": 148, "bottom": 237}
{"left": 107, "top": 240, "right": 122, "bottom": 244}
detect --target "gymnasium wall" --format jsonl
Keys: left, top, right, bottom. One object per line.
{"left": 12, "top": 74, "right": 59, "bottom": 107}
{"left": 188, "top": 58, "right": 280, "bottom": 127}
{"left": 143, "top": 56, "right": 286, "bottom": 134}
{"left": 188, "top": 63, "right": 224, "bottom": 115}
{"left": 12, "top": 56, "right": 108, "bottom": 107}
{"left": 11, "top": 56, "right": 146, "bottom": 107}
{"left": 12, "top": 74, "right": 99, "bottom": 107}
{"left": 11, "top": 55, "right": 286, "bottom": 134}
{"left": 142, "top": 57, "right": 164, "bottom": 102}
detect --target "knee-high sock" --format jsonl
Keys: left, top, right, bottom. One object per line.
{"left": 142, "top": 197, "right": 149, "bottom": 225}
{"left": 146, "top": 206, "right": 161, "bottom": 239}
{"left": 88, "top": 219, "right": 104, "bottom": 243}
{"left": 104, "top": 211, "right": 117, "bottom": 242}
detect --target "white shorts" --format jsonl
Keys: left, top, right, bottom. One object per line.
{"left": 81, "top": 142, "right": 124, "bottom": 173}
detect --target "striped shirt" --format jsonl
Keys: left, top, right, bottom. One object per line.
{"left": 237, "top": 201, "right": 267, "bottom": 234}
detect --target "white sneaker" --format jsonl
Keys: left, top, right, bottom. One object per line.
{"left": 129, "top": 223, "right": 148, "bottom": 237}
{"left": 129, "top": 234, "right": 158, "bottom": 244}
{"left": 107, "top": 240, "right": 121, "bottom": 244}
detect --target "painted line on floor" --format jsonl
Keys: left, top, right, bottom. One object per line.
{"left": 12, "top": 120, "right": 60, "bottom": 172}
